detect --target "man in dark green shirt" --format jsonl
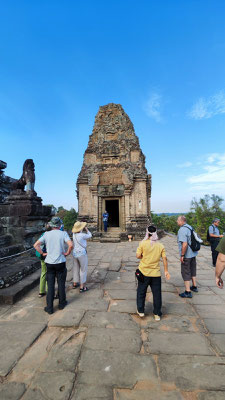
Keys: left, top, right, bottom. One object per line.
{"left": 215, "top": 236, "right": 225, "bottom": 288}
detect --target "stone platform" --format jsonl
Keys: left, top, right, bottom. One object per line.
{"left": 0, "top": 235, "right": 225, "bottom": 399}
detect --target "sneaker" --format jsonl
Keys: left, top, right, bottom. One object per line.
{"left": 44, "top": 307, "right": 53, "bottom": 314}
{"left": 58, "top": 301, "right": 68, "bottom": 310}
{"left": 190, "top": 286, "right": 198, "bottom": 293}
{"left": 154, "top": 314, "right": 161, "bottom": 321}
{"left": 179, "top": 291, "right": 192, "bottom": 298}
{"left": 137, "top": 310, "right": 145, "bottom": 317}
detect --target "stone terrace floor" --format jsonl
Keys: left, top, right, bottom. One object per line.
{"left": 1, "top": 235, "right": 225, "bottom": 400}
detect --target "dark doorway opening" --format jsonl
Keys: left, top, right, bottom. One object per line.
{"left": 105, "top": 200, "right": 119, "bottom": 227}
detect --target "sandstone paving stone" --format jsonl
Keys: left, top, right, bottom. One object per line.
{"left": 84, "top": 327, "right": 142, "bottom": 353}
{"left": 0, "top": 305, "right": 49, "bottom": 323}
{"left": 197, "top": 391, "right": 225, "bottom": 400}
{"left": 0, "top": 304, "right": 10, "bottom": 316}
{"left": 0, "top": 382, "right": 26, "bottom": 400}
{"left": 48, "top": 310, "right": 85, "bottom": 327}
{"left": 104, "top": 271, "right": 121, "bottom": 282}
{"left": 161, "top": 283, "right": 177, "bottom": 293}
{"left": 80, "top": 311, "right": 140, "bottom": 330}
{"left": 192, "top": 287, "right": 216, "bottom": 295}
{"left": 67, "top": 284, "right": 103, "bottom": 299}
{"left": 158, "top": 355, "right": 225, "bottom": 391}
{"left": 145, "top": 332, "right": 214, "bottom": 355}
{"left": 71, "top": 384, "right": 113, "bottom": 400}
{"left": 161, "top": 292, "right": 184, "bottom": 303}
{"left": 107, "top": 289, "right": 136, "bottom": 300}
{"left": 30, "top": 371, "right": 75, "bottom": 400}
{"left": 190, "top": 295, "right": 224, "bottom": 305}
{"left": 77, "top": 349, "right": 158, "bottom": 387}
{"left": 91, "top": 269, "right": 108, "bottom": 282}
{"left": 161, "top": 302, "right": 196, "bottom": 316}
{"left": 121, "top": 272, "right": 136, "bottom": 283}
{"left": 209, "top": 334, "right": 225, "bottom": 355}
{"left": 114, "top": 387, "right": 184, "bottom": 400}
{"left": 210, "top": 287, "right": 225, "bottom": 295}
{"left": 8, "top": 327, "right": 63, "bottom": 385}
{"left": 203, "top": 318, "right": 225, "bottom": 334}
{"left": 66, "top": 296, "right": 109, "bottom": 312}
{"left": 110, "top": 300, "right": 137, "bottom": 313}
{"left": 0, "top": 321, "right": 46, "bottom": 376}
{"left": 195, "top": 304, "right": 225, "bottom": 318}
{"left": 103, "top": 281, "right": 136, "bottom": 290}
{"left": 108, "top": 262, "right": 121, "bottom": 272}
{"left": 39, "top": 329, "right": 84, "bottom": 372}
{"left": 143, "top": 315, "right": 201, "bottom": 332}
{"left": 22, "top": 388, "right": 47, "bottom": 400}
{"left": 197, "top": 280, "right": 217, "bottom": 287}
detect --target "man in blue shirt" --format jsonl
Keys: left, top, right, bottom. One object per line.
{"left": 177, "top": 215, "right": 198, "bottom": 298}
{"left": 209, "top": 218, "right": 223, "bottom": 267}
{"left": 102, "top": 210, "right": 109, "bottom": 232}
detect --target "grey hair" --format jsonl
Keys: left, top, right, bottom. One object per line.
{"left": 178, "top": 215, "right": 186, "bottom": 222}
{"left": 213, "top": 218, "right": 220, "bottom": 223}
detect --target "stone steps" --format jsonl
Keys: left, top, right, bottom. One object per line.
{"left": 0, "top": 244, "right": 24, "bottom": 258}
{"left": 0, "top": 234, "right": 13, "bottom": 248}
{"left": 100, "top": 237, "right": 121, "bottom": 243}
{"left": 0, "top": 254, "right": 40, "bottom": 290}
{"left": 0, "top": 269, "right": 40, "bottom": 304}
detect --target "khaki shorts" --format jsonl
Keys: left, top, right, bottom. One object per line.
{"left": 181, "top": 257, "right": 196, "bottom": 281}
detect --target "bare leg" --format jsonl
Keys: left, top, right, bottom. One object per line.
{"left": 192, "top": 276, "right": 197, "bottom": 286}
{"left": 184, "top": 281, "right": 191, "bottom": 291}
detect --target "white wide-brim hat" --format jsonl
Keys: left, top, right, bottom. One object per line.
{"left": 72, "top": 221, "right": 87, "bottom": 233}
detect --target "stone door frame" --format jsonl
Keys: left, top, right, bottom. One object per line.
{"left": 99, "top": 196, "right": 124, "bottom": 231}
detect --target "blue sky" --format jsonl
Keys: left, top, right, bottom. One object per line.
{"left": 1, "top": 0, "right": 225, "bottom": 213}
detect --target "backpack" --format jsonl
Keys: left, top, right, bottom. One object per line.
{"left": 184, "top": 225, "right": 203, "bottom": 252}
{"left": 207, "top": 225, "right": 215, "bottom": 242}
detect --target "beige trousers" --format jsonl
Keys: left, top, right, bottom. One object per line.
{"left": 73, "top": 254, "right": 88, "bottom": 284}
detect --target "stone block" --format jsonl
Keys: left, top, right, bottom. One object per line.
{"left": 203, "top": 318, "right": 225, "bottom": 333}
{"left": 39, "top": 329, "right": 85, "bottom": 372}
{"left": 78, "top": 349, "right": 157, "bottom": 387}
{"left": 48, "top": 310, "right": 85, "bottom": 327}
{"left": 110, "top": 300, "right": 137, "bottom": 313}
{"left": 114, "top": 387, "right": 183, "bottom": 400}
{"left": 30, "top": 371, "right": 75, "bottom": 400}
{"left": 209, "top": 334, "right": 225, "bottom": 355}
{"left": 84, "top": 327, "right": 142, "bottom": 353}
{"left": 195, "top": 304, "right": 225, "bottom": 319}
{"left": 0, "top": 382, "right": 26, "bottom": 400}
{"left": 0, "top": 321, "right": 46, "bottom": 376}
{"left": 197, "top": 391, "right": 225, "bottom": 400}
{"left": 71, "top": 384, "right": 113, "bottom": 400}
{"left": 158, "top": 355, "right": 225, "bottom": 390}
{"left": 145, "top": 331, "right": 213, "bottom": 355}
{"left": 107, "top": 289, "right": 136, "bottom": 300}
{"left": 190, "top": 295, "right": 223, "bottom": 305}
{"left": 143, "top": 315, "right": 200, "bottom": 333}
{"left": 80, "top": 311, "right": 140, "bottom": 331}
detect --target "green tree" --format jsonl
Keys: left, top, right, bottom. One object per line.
{"left": 63, "top": 208, "right": 78, "bottom": 231}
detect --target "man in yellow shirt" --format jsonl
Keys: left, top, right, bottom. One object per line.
{"left": 136, "top": 226, "right": 170, "bottom": 320}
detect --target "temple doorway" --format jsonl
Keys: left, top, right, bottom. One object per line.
{"left": 105, "top": 199, "right": 119, "bottom": 227}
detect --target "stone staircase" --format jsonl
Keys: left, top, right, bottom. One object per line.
{"left": 0, "top": 233, "right": 24, "bottom": 259}
{"left": 100, "top": 227, "right": 122, "bottom": 243}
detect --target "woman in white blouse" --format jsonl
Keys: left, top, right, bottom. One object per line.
{"left": 72, "top": 221, "right": 92, "bottom": 292}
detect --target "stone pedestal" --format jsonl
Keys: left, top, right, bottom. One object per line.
{"left": 0, "top": 190, "right": 52, "bottom": 249}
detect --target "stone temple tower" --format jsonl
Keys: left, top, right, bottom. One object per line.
{"left": 76, "top": 103, "right": 151, "bottom": 240}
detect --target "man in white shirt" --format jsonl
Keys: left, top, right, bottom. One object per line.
{"left": 34, "top": 217, "right": 73, "bottom": 314}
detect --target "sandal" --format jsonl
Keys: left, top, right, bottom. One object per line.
{"left": 38, "top": 293, "right": 46, "bottom": 298}
{"left": 80, "top": 287, "right": 89, "bottom": 293}
{"left": 72, "top": 283, "right": 80, "bottom": 289}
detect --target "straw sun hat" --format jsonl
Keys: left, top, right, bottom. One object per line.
{"left": 72, "top": 221, "right": 87, "bottom": 233}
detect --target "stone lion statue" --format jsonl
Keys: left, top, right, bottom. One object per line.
{"left": 12, "top": 159, "right": 35, "bottom": 192}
